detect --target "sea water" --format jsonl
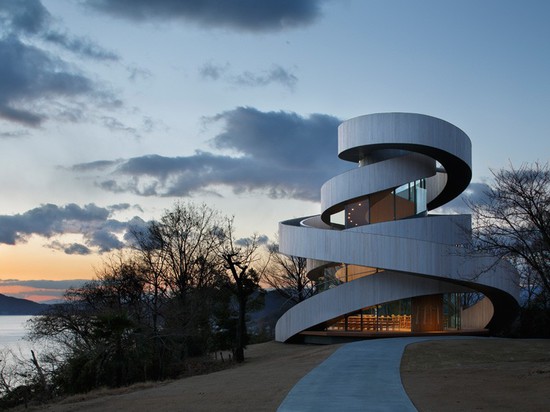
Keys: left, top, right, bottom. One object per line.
{"left": 0, "top": 316, "right": 36, "bottom": 388}
{"left": 0, "top": 315, "right": 38, "bottom": 366}
{"left": 0, "top": 315, "right": 33, "bottom": 346}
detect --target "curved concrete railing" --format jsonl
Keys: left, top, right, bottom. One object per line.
{"left": 275, "top": 113, "right": 519, "bottom": 342}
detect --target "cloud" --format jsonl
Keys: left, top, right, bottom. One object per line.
{"left": 84, "top": 0, "right": 326, "bottom": 32}
{"left": 43, "top": 31, "right": 118, "bottom": 61}
{"left": 0, "top": 1, "right": 120, "bottom": 127}
{"left": 101, "top": 116, "right": 139, "bottom": 136}
{"left": 0, "top": 279, "right": 89, "bottom": 290}
{"left": 235, "top": 234, "right": 270, "bottom": 247}
{"left": 433, "top": 182, "right": 490, "bottom": 214}
{"left": 0, "top": 0, "right": 51, "bottom": 35}
{"left": 73, "top": 107, "right": 348, "bottom": 201}
{"left": 200, "top": 63, "right": 298, "bottom": 90}
{"left": 0, "top": 203, "right": 146, "bottom": 254}
{"left": 233, "top": 65, "right": 298, "bottom": 90}
{"left": 127, "top": 66, "right": 152, "bottom": 82}
{"left": 49, "top": 241, "right": 92, "bottom": 255}
{"left": 0, "top": 129, "right": 29, "bottom": 139}
{"left": 0, "top": 37, "right": 95, "bottom": 126}
{"left": 0, "top": 279, "right": 89, "bottom": 302}
{"left": 71, "top": 159, "right": 123, "bottom": 172}
{"left": 87, "top": 228, "right": 125, "bottom": 252}
{"left": 199, "top": 62, "right": 230, "bottom": 80}
{"left": 0, "top": 1, "right": 117, "bottom": 60}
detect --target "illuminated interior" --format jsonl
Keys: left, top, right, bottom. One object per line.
{"left": 330, "top": 179, "right": 427, "bottom": 228}
{"left": 323, "top": 293, "right": 463, "bottom": 333}
{"left": 319, "top": 178, "right": 462, "bottom": 334}
{"left": 315, "top": 264, "right": 382, "bottom": 290}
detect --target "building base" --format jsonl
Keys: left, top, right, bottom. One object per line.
{"left": 298, "top": 329, "right": 490, "bottom": 345}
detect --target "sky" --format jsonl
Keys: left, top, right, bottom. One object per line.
{"left": 0, "top": 0, "right": 549, "bottom": 302}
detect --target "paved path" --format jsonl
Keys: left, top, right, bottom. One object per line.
{"left": 278, "top": 336, "right": 475, "bottom": 412}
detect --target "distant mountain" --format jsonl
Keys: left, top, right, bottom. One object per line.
{"left": 0, "top": 294, "right": 48, "bottom": 315}
{"left": 248, "top": 290, "right": 295, "bottom": 338}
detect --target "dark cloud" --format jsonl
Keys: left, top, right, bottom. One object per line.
{"left": 209, "top": 107, "right": 338, "bottom": 169}
{"left": 0, "top": 203, "right": 145, "bottom": 254}
{"left": 87, "top": 229, "right": 125, "bottom": 252}
{"left": 49, "top": 241, "right": 92, "bottom": 255}
{"left": 84, "top": 0, "right": 325, "bottom": 32}
{"left": 0, "top": 37, "right": 94, "bottom": 126}
{"left": 73, "top": 107, "right": 347, "bottom": 201}
{"left": 200, "top": 63, "right": 298, "bottom": 90}
{"left": 0, "top": 203, "right": 107, "bottom": 244}
{"left": 0, "top": 1, "right": 117, "bottom": 60}
{"left": 0, "top": 0, "right": 50, "bottom": 35}
{"left": 107, "top": 203, "right": 133, "bottom": 212}
{"left": 0, "top": 1, "right": 120, "bottom": 127}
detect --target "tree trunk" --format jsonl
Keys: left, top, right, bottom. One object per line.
{"left": 234, "top": 296, "right": 247, "bottom": 363}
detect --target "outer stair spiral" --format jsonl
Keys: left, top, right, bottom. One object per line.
{"left": 275, "top": 113, "right": 519, "bottom": 343}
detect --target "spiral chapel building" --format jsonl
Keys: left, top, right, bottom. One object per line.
{"left": 275, "top": 113, "right": 519, "bottom": 343}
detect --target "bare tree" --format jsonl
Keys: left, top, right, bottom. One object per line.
{"left": 265, "top": 243, "right": 315, "bottom": 304}
{"left": 130, "top": 202, "right": 226, "bottom": 356}
{"left": 469, "top": 161, "right": 550, "bottom": 306}
{"left": 130, "top": 226, "right": 170, "bottom": 336}
{"left": 218, "top": 219, "right": 264, "bottom": 363}
{"left": 145, "top": 202, "right": 223, "bottom": 297}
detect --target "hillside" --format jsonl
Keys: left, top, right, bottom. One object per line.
{"left": 0, "top": 293, "right": 48, "bottom": 315}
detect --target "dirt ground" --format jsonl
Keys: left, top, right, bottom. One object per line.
{"left": 401, "top": 338, "right": 550, "bottom": 412}
{"left": 20, "top": 338, "right": 550, "bottom": 412}
{"left": 34, "top": 342, "right": 341, "bottom": 412}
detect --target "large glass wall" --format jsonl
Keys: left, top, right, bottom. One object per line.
{"left": 444, "top": 293, "right": 461, "bottom": 330}
{"left": 326, "top": 299, "right": 412, "bottom": 332}
{"left": 331, "top": 178, "right": 427, "bottom": 229}
{"left": 323, "top": 293, "right": 463, "bottom": 334}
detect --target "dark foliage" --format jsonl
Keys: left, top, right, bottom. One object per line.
{"left": 2, "top": 202, "right": 269, "bottom": 408}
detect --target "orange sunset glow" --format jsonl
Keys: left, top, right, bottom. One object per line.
{"left": 0, "top": 237, "right": 98, "bottom": 281}
{"left": 0, "top": 288, "right": 60, "bottom": 303}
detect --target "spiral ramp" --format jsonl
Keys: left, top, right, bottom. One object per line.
{"left": 275, "top": 113, "right": 519, "bottom": 343}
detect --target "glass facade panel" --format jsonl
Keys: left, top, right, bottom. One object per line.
{"left": 323, "top": 291, "right": 465, "bottom": 334}
{"left": 326, "top": 298, "right": 413, "bottom": 332}
{"left": 395, "top": 182, "right": 416, "bottom": 219}
{"left": 317, "top": 264, "right": 381, "bottom": 291}
{"left": 369, "top": 189, "right": 395, "bottom": 224}
{"left": 330, "top": 210, "right": 345, "bottom": 226}
{"left": 345, "top": 198, "right": 369, "bottom": 228}
{"left": 339, "top": 179, "right": 426, "bottom": 229}
{"left": 316, "top": 265, "right": 342, "bottom": 292}
{"left": 444, "top": 293, "right": 461, "bottom": 330}
{"left": 334, "top": 264, "right": 379, "bottom": 282}
{"left": 415, "top": 179, "right": 427, "bottom": 214}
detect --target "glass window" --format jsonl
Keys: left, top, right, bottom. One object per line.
{"left": 330, "top": 210, "right": 345, "bottom": 226}
{"left": 415, "top": 179, "right": 427, "bottom": 214}
{"left": 345, "top": 198, "right": 369, "bottom": 228}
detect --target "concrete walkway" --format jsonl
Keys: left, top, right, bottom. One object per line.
{"left": 277, "top": 336, "right": 476, "bottom": 412}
